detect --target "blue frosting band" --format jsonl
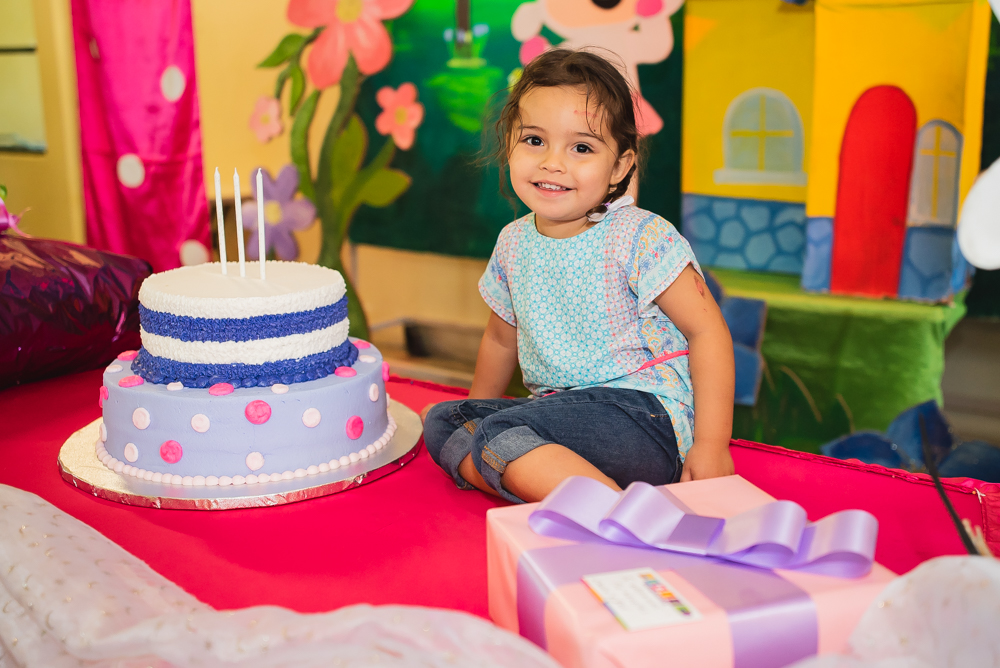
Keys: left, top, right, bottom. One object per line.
{"left": 139, "top": 297, "right": 348, "bottom": 343}
{"left": 132, "top": 340, "right": 359, "bottom": 388}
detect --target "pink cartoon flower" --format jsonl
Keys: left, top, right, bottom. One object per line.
{"left": 374, "top": 83, "right": 423, "bottom": 150}
{"left": 249, "top": 96, "right": 283, "bottom": 143}
{"left": 287, "top": 0, "right": 414, "bottom": 89}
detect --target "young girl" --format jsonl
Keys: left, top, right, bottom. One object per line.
{"left": 423, "top": 49, "right": 735, "bottom": 503}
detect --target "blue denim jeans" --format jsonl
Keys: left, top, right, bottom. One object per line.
{"left": 424, "top": 387, "right": 682, "bottom": 503}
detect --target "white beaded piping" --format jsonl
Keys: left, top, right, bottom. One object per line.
{"left": 95, "top": 412, "right": 397, "bottom": 486}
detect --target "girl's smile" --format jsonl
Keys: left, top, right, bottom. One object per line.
{"left": 509, "top": 86, "right": 635, "bottom": 239}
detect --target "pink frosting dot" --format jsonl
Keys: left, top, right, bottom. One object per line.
{"left": 208, "top": 383, "right": 234, "bottom": 396}
{"left": 346, "top": 415, "right": 364, "bottom": 440}
{"left": 160, "top": 440, "right": 183, "bottom": 464}
{"left": 117, "top": 350, "right": 139, "bottom": 361}
{"left": 118, "top": 375, "right": 144, "bottom": 388}
{"left": 334, "top": 366, "right": 357, "bottom": 378}
{"left": 354, "top": 340, "right": 371, "bottom": 349}
{"left": 245, "top": 400, "right": 272, "bottom": 424}
{"left": 382, "top": 362, "right": 390, "bottom": 382}
{"left": 98, "top": 386, "right": 109, "bottom": 408}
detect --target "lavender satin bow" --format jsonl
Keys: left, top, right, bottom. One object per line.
{"left": 529, "top": 477, "right": 878, "bottom": 578}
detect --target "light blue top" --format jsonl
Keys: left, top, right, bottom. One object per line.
{"left": 479, "top": 204, "right": 702, "bottom": 456}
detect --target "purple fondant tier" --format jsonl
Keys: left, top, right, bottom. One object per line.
{"left": 100, "top": 341, "right": 389, "bottom": 479}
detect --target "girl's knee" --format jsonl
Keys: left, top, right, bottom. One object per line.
{"left": 421, "top": 401, "right": 462, "bottom": 457}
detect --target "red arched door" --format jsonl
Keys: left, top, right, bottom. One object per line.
{"left": 830, "top": 86, "right": 917, "bottom": 297}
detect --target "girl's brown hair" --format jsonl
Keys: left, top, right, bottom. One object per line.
{"left": 490, "top": 48, "right": 643, "bottom": 219}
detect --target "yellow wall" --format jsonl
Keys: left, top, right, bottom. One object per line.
{"left": 191, "top": 0, "right": 339, "bottom": 200}
{"left": 806, "top": 0, "right": 989, "bottom": 219}
{"left": 682, "top": 0, "right": 815, "bottom": 203}
{"left": 0, "top": 0, "right": 83, "bottom": 242}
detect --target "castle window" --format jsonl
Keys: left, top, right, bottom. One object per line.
{"left": 908, "top": 121, "right": 962, "bottom": 228}
{"left": 714, "top": 88, "right": 806, "bottom": 187}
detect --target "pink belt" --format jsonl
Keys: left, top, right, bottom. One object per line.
{"left": 635, "top": 349, "right": 690, "bottom": 371}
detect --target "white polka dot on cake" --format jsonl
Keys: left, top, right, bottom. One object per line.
{"left": 106, "top": 364, "right": 123, "bottom": 373}
{"left": 167, "top": 382, "right": 183, "bottom": 391}
{"left": 123, "top": 443, "right": 138, "bottom": 462}
{"left": 302, "top": 408, "right": 321, "bottom": 428}
{"left": 190, "top": 413, "right": 210, "bottom": 433}
{"left": 99, "top": 422, "right": 108, "bottom": 442}
{"left": 358, "top": 355, "right": 376, "bottom": 364}
{"left": 368, "top": 384, "right": 379, "bottom": 402}
{"left": 246, "top": 452, "right": 264, "bottom": 471}
{"left": 132, "top": 408, "right": 151, "bottom": 430}
{"left": 271, "top": 383, "right": 289, "bottom": 394}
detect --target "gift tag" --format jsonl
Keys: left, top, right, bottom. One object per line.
{"left": 583, "top": 568, "right": 702, "bottom": 631}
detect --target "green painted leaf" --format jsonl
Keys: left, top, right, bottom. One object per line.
{"left": 358, "top": 168, "right": 410, "bottom": 208}
{"left": 274, "top": 65, "right": 290, "bottom": 101}
{"left": 330, "top": 115, "right": 367, "bottom": 207}
{"left": 291, "top": 90, "right": 320, "bottom": 201}
{"left": 0, "top": 184, "right": 6, "bottom": 199}
{"left": 288, "top": 63, "right": 305, "bottom": 114}
{"left": 258, "top": 33, "right": 305, "bottom": 68}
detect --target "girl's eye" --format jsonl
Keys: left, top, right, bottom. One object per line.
{"left": 523, "top": 135, "right": 543, "bottom": 147}
{"left": 573, "top": 144, "right": 592, "bottom": 154}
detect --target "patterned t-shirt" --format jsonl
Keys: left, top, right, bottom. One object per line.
{"left": 478, "top": 204, "right": 703, "bottom": 456}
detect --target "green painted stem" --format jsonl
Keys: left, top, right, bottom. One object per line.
{"left": 315, "top": 58, "right": 366, "bottom": 337}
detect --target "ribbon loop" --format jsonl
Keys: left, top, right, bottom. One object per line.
{"left": 529, "top": 476, "right": 877, "bottom": 578}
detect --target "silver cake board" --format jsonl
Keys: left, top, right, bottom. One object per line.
{"left": 58, "top": 400, "right": 423, "bottom": 510}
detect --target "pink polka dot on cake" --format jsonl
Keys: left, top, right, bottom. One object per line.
{"left": 118, "top": 375, "right": 144, "bottom": 388}
{"left": 382, "top": 362, "right": 390, "bottom": 382}
{"left": 346, "top": 415, "right": 364, "bottom": 440}
{"left": 245, "top": 400, "right": 272, "bottom": 424}
{"left": 354, "top": 340, "right": 371, "bottom": 349}
{"left": 334, "top": 367, "right": 357, "bottom": 378}
{"left": 98, "top": 386, "right": 109, "bottom": 408}
{"left": 160, "top": 440, "right": 183, "bottom": 463}
{"left": 117, "top": 350, "right": 139, "bottom": 361}
{"left": 208, "top": 382, "right": 234, "bottom": 396}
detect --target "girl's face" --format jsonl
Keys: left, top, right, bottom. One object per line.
{"left": 509, "top": 85, "right": 634, "bottom": 237}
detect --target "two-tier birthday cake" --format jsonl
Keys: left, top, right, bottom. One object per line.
{"left": 95, "top": 261, "right": 395, "bottom": 487}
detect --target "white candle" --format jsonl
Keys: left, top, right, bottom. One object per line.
{"left": 257, "top": 168, "right": 266, "bottom": 280}
{"left": 233, "top": 169, "right": 246, "bottom": 277}
{"left": 214, "top": 168, "right": 227, "bottom": 275}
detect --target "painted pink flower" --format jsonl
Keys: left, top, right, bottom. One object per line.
{"left": 287, "top": 0, "right": 413, "bottom": 88}
{"left": 249, "top": 96, "right": 283, "bottom": 143}
{"left": 374, "top": 83, "right": 423, "bottom": 150}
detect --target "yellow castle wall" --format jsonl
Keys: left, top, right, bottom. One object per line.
{"left": 682, "top": 0, "right": 815, "bottom": 204}
{"left": 806, "top": 0, "right": 992, "bottom": 219}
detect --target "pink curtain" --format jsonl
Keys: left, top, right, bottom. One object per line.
{"left": 73, "top": 0, "right": 210, "bottom": 273}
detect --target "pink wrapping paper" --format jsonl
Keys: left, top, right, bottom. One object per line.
{"left": 487, "top": 475, "right": 896, "bottom": 668}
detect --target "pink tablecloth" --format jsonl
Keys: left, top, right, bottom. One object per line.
{"left": 1, "top": 370, "right": 995, "bottom": 615}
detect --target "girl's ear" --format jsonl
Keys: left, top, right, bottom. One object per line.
{"left": 612, "top": 149, "right": 637, "bottom": 185}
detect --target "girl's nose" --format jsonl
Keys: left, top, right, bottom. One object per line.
{"left": 540, "top": 149, "right": 565, "bottom": 172}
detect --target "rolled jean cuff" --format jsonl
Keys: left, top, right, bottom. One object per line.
{"left": 437, "top": 417, "right": 481, "bottom": 490}
{"left": 476, "top": 425, "right": 550, "bottom": 504}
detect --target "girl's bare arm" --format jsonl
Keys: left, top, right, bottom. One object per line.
{"left": 469, "top": 312, "right": 519, "bottom": 399}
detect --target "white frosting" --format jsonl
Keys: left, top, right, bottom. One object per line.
{"left": 123, "top": 443, "right": 138, "bottom": 463}
{"left": 271, "top": 383, "right": 289, "bottom": 394}
{"left": 358, "top": 355, "right": 376, "bottom": 363}
{"left": 167, "top": 382, "right": 184, "bottom": 391}
{"left": 246, "top": 452, "right": 264, "bottom": 471}
{"left": 132, "top": 408, "right": 150, "bottom": 430}
{"left": 140, "top": 319, "right": 349, "bottom": 365}
{"left": 302, "top": 408, "right": 321, "bottom": 428}
{"left": 139, "top": 261, "right": 346, "bottom": 318}
{"left": 369, "top": 384, "right": 379, "bottom": 402}
{"left": 190, "top": 414, "right": 211, "bottom": 433}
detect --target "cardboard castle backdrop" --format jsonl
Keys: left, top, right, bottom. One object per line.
{"left": 682, "top": 0, "right": 993, "bottom": 302}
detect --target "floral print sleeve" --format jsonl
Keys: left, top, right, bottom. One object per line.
{"left": 631, "top": 215, "right": 703, "bottom": 317}
{"left": 478, "top": 223, "right": 518, "bottom": 327}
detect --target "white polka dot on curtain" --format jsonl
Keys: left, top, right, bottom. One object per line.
{"left": 116, "top": 154, "right": 145, "bottom": 188}
{"left": 160, "top": 65, "right": 186, "bottom": 102}
{"left": 179, "top": 239, "right": 210, "bottom": 266}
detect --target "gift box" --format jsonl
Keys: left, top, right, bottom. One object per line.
{"left": 487, "top": 475, "right": 896, "bottom": 668}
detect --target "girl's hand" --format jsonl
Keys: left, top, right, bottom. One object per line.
{"left": 679, "top": 443, "right": 734, "bottom": 482}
